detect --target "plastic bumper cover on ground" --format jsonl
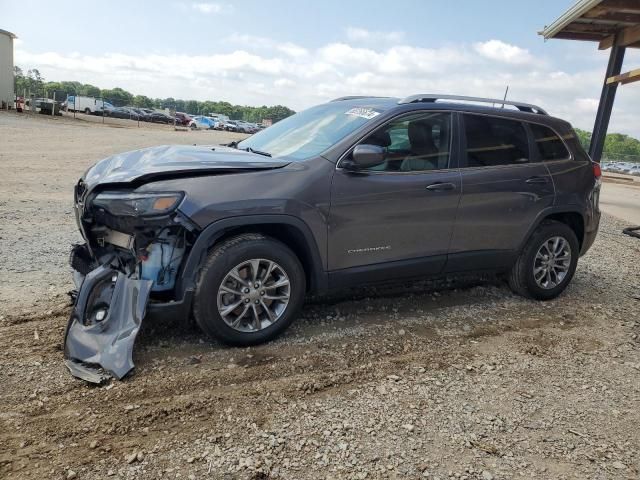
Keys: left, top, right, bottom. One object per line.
{"left": 64, "top": 264, "right": 152, "bottom": 383}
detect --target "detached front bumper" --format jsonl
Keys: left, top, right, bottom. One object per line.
{"left": 64, "top": 263, "right": 152, "bottom": 383}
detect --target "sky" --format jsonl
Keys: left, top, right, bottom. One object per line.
{"left": 3, "top": 0, "right": 640, "bottom": 136}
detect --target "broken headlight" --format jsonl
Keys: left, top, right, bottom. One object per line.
{"left": 93, "top": 191, "right": 184, "bottom": 217}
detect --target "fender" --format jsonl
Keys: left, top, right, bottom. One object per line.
{"left": 176, "top": 214, "right": 328, "bottom": 300}
{"left": 518, "top": 205, "right": 586, "bottom": 252}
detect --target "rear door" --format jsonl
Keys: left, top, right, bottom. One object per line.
{"left": 328, "top": 111, "right": 461, "bottom": 280}
{"left": 447, "top": 113, "right": 554, "bottom": 271}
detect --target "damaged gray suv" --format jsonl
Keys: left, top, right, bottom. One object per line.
{"left": 66, "top": 94, "right": 601, "bottom": 382}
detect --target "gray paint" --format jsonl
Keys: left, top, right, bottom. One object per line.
{"left": 71, "top": 97, "right": 601, "bottom": 334}
{"left": 64, "top": 265, "right": 152, "bottom": 383}
{"left": 88, "top": 100, "right": 599, "bottom": 286}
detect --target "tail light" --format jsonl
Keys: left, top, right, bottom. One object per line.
{"left": 592, "top": 162, "right": 602, "bottom": 179}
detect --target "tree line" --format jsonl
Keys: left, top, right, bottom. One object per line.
{"left": 574, "top": 128, "right": 640, "bottom": 161}
{"left": 12, "top": 67, "right": 640, "bottom": 150}
{"left": 13, "top": 66, "right": 295, "bottom": 123}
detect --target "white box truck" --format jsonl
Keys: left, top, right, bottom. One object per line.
{"left": 66, "top": 95, "right": 107, "bottom": 115}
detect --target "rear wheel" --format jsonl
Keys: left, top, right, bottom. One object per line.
{"left": 194, "top": 234, "right": 305, "bottom": 345}
{"left": 84, "top": 108, "right": 91, "bottom": 115}
{"left": 509, "top": 221, "right": 579, "bottom": 300}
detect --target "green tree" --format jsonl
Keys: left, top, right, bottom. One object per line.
{"left": 265, "top": 105, "right": 295, "bottom": 123}
{"left": 14, "top": 67, "right": 45, "bottom": 96}
{"left": 101, "top": 87, "right": 133, "bottom": 106}
{"left": 574, "top": 128, "right": 591, "bottom": 151}
{"left": 79, "top": 84, "right": 101, "bottom": 97}
{"left": 184, "top": 100, "right": 200, "bottom": 115}
{"left": 133, "top": 95, "right": 154, "bottom": 108}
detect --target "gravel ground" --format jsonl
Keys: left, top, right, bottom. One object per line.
{"left": 1, "top": 111, "right": 639, "bottom": 480}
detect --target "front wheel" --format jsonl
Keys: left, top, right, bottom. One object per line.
{"left": 193, "top": 234, "right": 306, "bottom": 346}
{"left": 509, "top": 221, "right": 579, "bottom": 300}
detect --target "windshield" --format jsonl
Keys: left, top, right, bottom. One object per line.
{"left": 237, "top": 102, "right": 384, "bottom": 160}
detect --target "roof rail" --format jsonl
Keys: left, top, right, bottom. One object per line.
{"left": 397, "top": 94, "right": 548, "bottom": 115}
{"left": 330, "top": 96, "right": 388, "bottom": 102}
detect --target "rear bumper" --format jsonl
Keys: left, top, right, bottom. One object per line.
{"left": 581, "top": 210, "right": 600, "bottom": 256}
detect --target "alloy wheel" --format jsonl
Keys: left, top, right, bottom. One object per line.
{"left": 216, "top": 258, "right": 291, "bottom": 332}
{"left": 533, "top": 236, "right": 572, "bottom": 289}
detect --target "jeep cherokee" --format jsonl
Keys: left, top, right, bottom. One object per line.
{"left": 65, "top": 94, "right": 601, "bottom": 382}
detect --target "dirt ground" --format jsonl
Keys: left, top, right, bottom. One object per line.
{"left": 1, "top": 111, "right": 639, "bottom": 480}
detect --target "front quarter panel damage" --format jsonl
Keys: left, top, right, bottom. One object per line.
{"left": 64, "top": 264, "right": 152, "bottom": 384}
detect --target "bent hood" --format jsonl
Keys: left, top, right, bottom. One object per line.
{"left": 82, "top": 144, "right": 290, "bottom": 190}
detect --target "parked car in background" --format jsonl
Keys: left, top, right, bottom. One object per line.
{"left": 99, "top": 102, "right": 117, "bottom": 115}
{"left": 224, "top": 120, "right": 239, "bottom": 132}
{"left": 126, "top": 107, "right": 151, "bottom": 121}
{"left": 175, "top": 112, "right": 192, "bottom": 126}
{"left": 235, "top": 121, "right": 253, "bottom": 134}
{"left": 122, "top": 107, "right": 146, "bottom": 120}
{"left": 601, "top": 161, "right": 640, "bottom": 175}
{"left": 624, "top": 164, "right": 640, "bottom": 176}
{"left": 189, "top": 116, "right": 217, "bottom": 130}
{"left": 207, "top": 115, "right": 227, "bottom": 129}
{"left": 105, "top": 107, "right": 138, "bottom": 120}
{"left": 148, "top": 111, "right": 175, "bottom": 124}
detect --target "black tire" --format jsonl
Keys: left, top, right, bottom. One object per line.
{"left": 84, "top": 108, "right": 91, "bottom": 115}
{"left": 508, "top": 220, "right": 579, "bottom": 300}
{"left": 193, "top": 234, "right": 306, "bottom": 346}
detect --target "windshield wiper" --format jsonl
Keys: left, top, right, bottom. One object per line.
{"left": 244, "top": 147, "right": 272, "bottom": 157}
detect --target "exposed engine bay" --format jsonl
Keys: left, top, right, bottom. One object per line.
{"left": 65, "top": 181, "right": 199, "bottom": 383}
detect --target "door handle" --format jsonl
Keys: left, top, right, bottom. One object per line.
{"left": 425, "top": 182, "right": 456, "bottom": 191}
{"left": 525, "top": 176, "right": 549, "bottom": 184}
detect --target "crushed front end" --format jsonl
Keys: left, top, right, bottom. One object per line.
{"left": 65, "top": 180, "right": 198, "bottom": 383}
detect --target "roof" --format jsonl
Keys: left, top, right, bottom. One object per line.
{"left": 332, "top": 96, "right": 570, "bottom": 129}
{"left": 540, "top": 0, "right": 640, "bottom": 49}
{"left": 0, "top": 29, "right": 17, "bottom": 39}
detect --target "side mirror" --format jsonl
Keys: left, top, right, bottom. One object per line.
{"left": 351, "top": 144, "right": 385, "bottom": 169}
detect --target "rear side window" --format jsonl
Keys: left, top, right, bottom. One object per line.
{"left": 463, "top": 114, "right": 529, "bottom": 167}
{"left": 530, "top": 123, "right": 570, "bottom": 161}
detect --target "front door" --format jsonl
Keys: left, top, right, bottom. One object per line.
{"left": 328, "top": 111, "right": 461, "bottom": 284}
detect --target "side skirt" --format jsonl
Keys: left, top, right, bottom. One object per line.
{"left": 327, "top": 250, "right": 517, "bottom": 291}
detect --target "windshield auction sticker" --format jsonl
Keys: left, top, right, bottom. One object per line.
{"left": 344, "top": 107, "right": 381, "bottom": 120}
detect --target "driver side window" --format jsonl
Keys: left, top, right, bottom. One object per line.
{"left": 357, "top": 112, "right": 452, "bottom": 172}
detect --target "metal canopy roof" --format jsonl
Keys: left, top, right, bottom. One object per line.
{"left": 540, "top": 0, "right": 640, "bottom": 162}
{"left": 540, "top": 0, "right": 640, "bottom": 49}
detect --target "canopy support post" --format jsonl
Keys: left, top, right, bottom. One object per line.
{"left": 589, "top": 38, "right": 626, "bottom": 162}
